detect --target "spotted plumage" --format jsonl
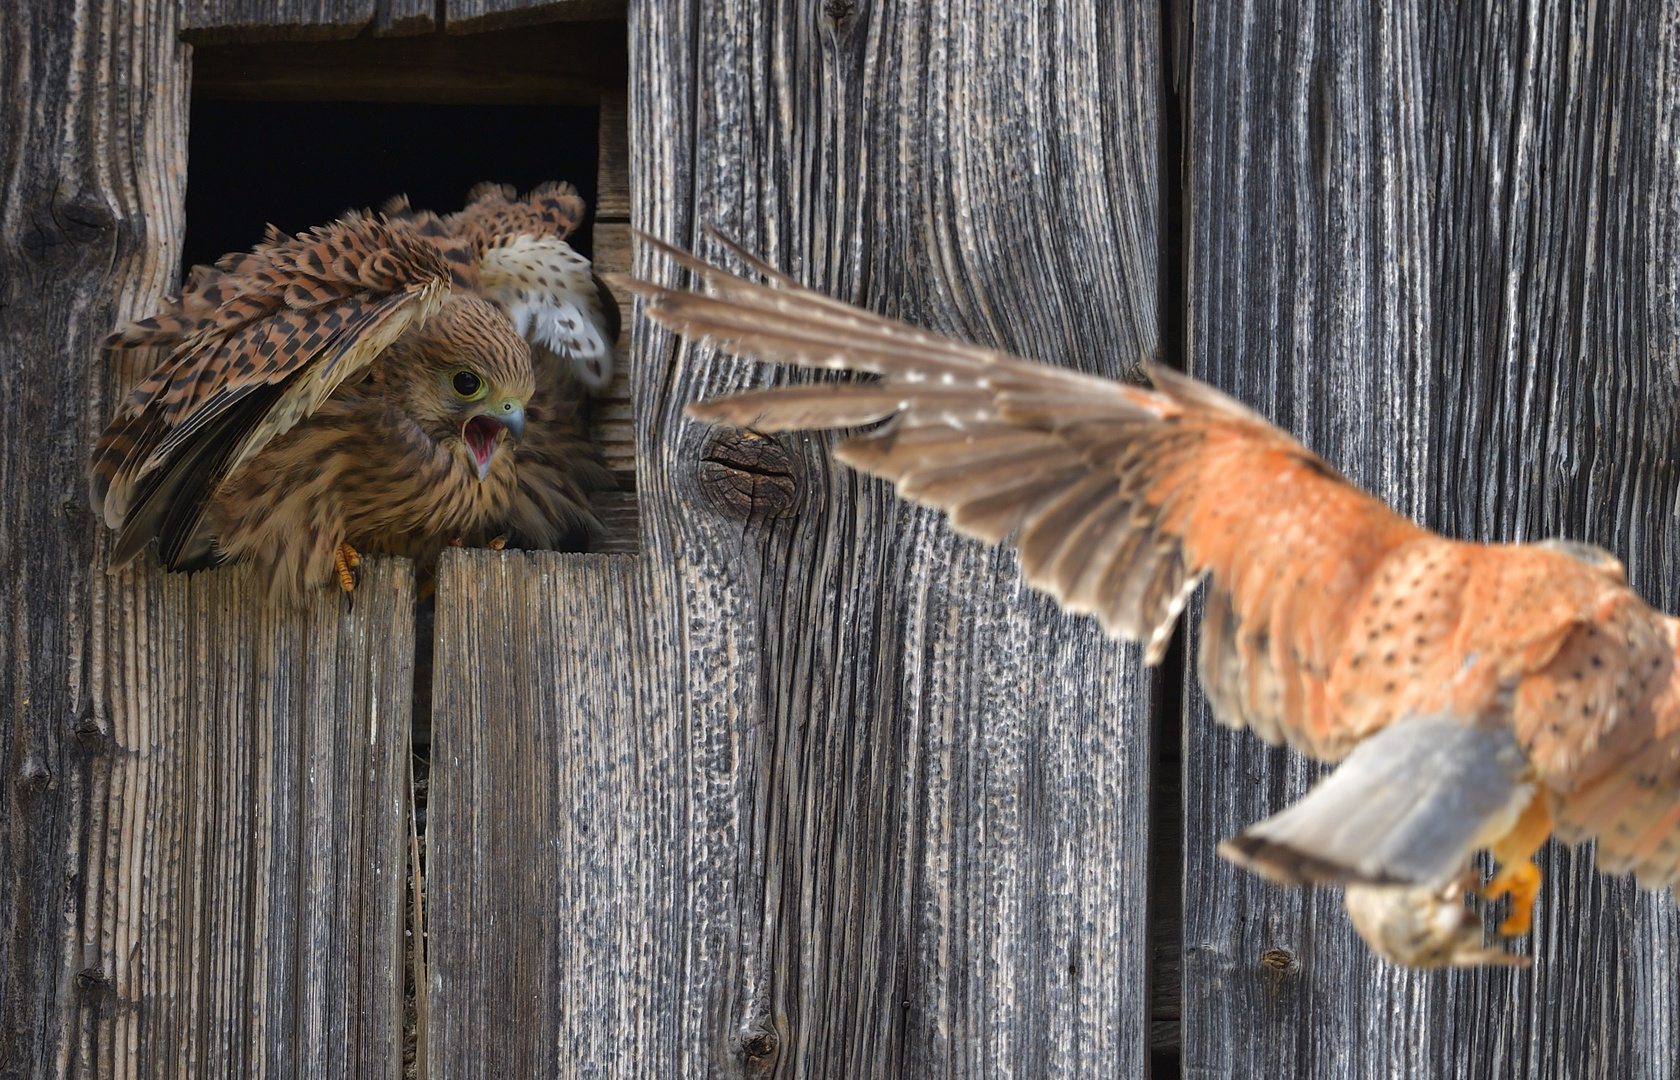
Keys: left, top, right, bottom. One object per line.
{"left": 92, "top": 183, "right": 614, "bottom": 598}
{"left": 620, "top": 232, "right": 1680, "bottom": 968}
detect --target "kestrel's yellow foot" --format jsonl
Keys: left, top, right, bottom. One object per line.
{"left": 1485, "top": 860, "right": 1542, "bottom": 937}
{"left": 488, "top": 534, "right": 507, "bottom": 551}
{"left": 334, "top": 541, "right": 362, "bottom": 594}
{"left": 448, "top": 537, "right": 463, "bottom": 547}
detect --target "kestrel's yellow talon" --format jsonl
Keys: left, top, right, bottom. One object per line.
{"left": 1485, "top": 861, "right": 1542, "bottom": 937}
{"left": 334, "top": 541, "right": 361, "bottom": 594}
{"left": 1484, "top": 786, "right": 1551, "bottom": 937}
{"left": 488, "top": 535, "right": 507, "bottom": 551}
{"left": 448, "top": 537, "right": 464, "bottom": 547}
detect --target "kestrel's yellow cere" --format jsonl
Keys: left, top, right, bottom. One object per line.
{"left": 623, "top": 232, "right": 1680, "bottom": 969}
{"left": 91, "top": 182, "right": 614, "bottom": 598}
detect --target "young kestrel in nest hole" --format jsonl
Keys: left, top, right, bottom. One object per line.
{"left": 620, "top": 232, "right": 1680, "bottom": 969}
{"left": 91, "top": 182, "right": 615, "bottom": 598}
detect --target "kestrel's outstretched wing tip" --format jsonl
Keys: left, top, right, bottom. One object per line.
{"left": 450, "top": 180, "right": 587, "bottom": 247}
{"left": 625, "top": 229, "right": 803, "bottom": 295}
{"left": 700, "top": 226, "right": 805, "bottom": 289}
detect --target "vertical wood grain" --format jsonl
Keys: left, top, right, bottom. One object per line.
{"left": 0, "top": 0, "right": 187, "bottom": 1071}
{"left": 443, "top": 0, "right": 625, "bottom": 35}
{"left": 589, "top": 89, "right": 640, "bottom": 550}
{"left": 428, "top": 1, "right": 1161, "bottom": 1075}
{"left": 637, "top": 3, "right": 1163, "bottom": 1073}
{"left": 76, "top": 558, "right": 415, "bottom": 1079}
{"left": 1, "top": 2, "right": 418, "bottom": 1072}
{"left": 183, "top": 0, "right": 381, "bottom": 40}
{"left": 1183, "top": 0, "right": 1680, "bottom": 1076}
{"left": 183, "top": 0, "right": 439, "bottom": 40}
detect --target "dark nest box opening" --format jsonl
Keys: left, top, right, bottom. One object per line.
{"left": 186, "top": 17, "right": 638, "bottom": 552}
{"left": 182, "top": 100, "right": 602, "bottom": 269}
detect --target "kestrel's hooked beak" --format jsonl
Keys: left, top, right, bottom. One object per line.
{"left": 462, "top": 399, "right": 527, "bottom": 482}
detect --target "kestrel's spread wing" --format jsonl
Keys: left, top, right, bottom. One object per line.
{"left": 619, "top": 232, "right": 1680, "bottom": 968}
{"left": 92, "top": 183, "right": 613, "bottom": 597}
{"left": 92, "top": 213, "right": 453, "bottom": 567}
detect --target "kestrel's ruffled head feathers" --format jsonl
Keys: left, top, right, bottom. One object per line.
{"left": 373, "top": 293, "right": 535, "bottom": 481}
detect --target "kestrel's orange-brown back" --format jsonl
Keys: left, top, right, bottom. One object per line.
{"left": 619, "top": 233, "right": 1680, "bottom": 968}
{"left": 92, "top": 182, "right": 615, "bottom": 597}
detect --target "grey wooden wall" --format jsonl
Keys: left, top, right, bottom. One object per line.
{"left": 1182, "top": 1, "right": 1680, "bottom": 1077}
{"left": 4, "top": 0, "right": 1680, "bottom": 1077}
{"left": 427, "top": 3, "right": 1162, "bottom": 1077}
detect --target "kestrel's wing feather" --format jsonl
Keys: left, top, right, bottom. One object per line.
{"left": 444, "top": 182, "right": 615, "bottom": 392}
{"left": 478, "top": 237, "right": 615, "bottom": 390}
{"left": 632, "top": 235, "right": 1680, "bottom": 918}
{"left": 92, "top": 213, "right": 451, "bottom": 564}
{"left": 1513, "top": 604, "right": 1680, "bottom": 888}
{"left": 112, "top": 378, "right": 293, "bottom": 569}
{"left": 616, "top": 235, "right": 1426, "bottom": 753}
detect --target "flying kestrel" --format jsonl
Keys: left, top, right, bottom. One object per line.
{"left": 619, "top": 233, "right": 1680, "bottom": 968}
{"left": 91, "top": 182, "right": 614, "bottom": 597}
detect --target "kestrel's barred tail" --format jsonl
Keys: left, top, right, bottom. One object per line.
{"left": 625, "top": 231, "right": 1680, "bottom": 967}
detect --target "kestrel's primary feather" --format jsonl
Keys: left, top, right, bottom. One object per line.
{"left": 619, "top": 232, "right": 1680, "bottom": 967}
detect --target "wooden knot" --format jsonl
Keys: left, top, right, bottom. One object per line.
{"left": 740, "top": 1023, "right": 781, "bottom": 1076}
{"left": 823, "top": 0, "right": 857, "bottom": 26}
{"left": 18, "top": 754, "right": 52, "bottom": 791}
{"left": 21, "top": 198, "right": 113, "bottom": 262}
{"left": 1261, "top": 947, "right": 1298, "bottom": 974}
{"left": 74, "top": 707, "right": 110, "bottom": 748}
{"left": 697, "top": 431, "right": 799, "bottom": 520}
{"left": 76, "top": 967, "right": 111, "bottom": 992}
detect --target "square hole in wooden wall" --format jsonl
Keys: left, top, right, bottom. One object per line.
{"left": 188, "top": 20, "right": 637, "bottom": 552}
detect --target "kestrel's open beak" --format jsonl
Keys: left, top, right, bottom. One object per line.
{"left": 462, "top": 402, "right": 527, "bottom": 482}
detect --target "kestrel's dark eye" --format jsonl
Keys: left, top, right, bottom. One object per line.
{"left": 452, "top": 370, "right": 484, "bottom": 399}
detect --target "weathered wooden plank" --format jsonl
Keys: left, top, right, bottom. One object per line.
{"left": 190, "top": 21, "right": 628, "bottom": 105}
{"left": 443, "top": 0, "right": 624, "bottom": 35}
{"left": 74, "top": 558, "right": 415, "bottom": 1078}
{"left": 429, "top": 0, "right": 1161, "bottom": 1075}
{"left": 0, "top": 2, "right": 416, "bottom": 1072}
{"left": 183, "top": 0, "right": 381, "bottom": 42}
{"left": 589, "top": 220, "right": 637, "bottom": 494}
{"left": 426, "top": 552, "right": 680, "bottom": 1078}
{"left": 589, "top": 97, "right": 638, "bottom": 548}
{"left": 182, "top": 0, "right": 435, "bottom": 40}
{"left": 1183, "top": 0, "right": 1680, "bottom": 1076}
{"left": 0, "top": 0, "right": 185, "bottom": 1071}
